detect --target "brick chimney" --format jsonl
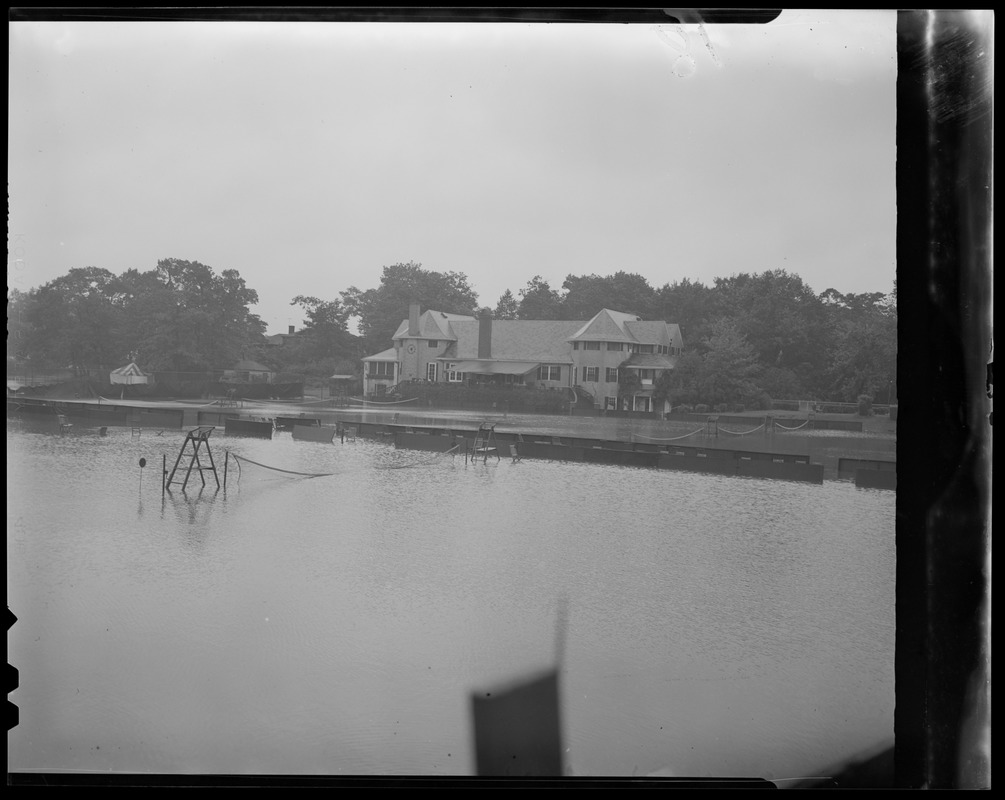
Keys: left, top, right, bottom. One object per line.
{"left": 478, "top": 309, "right": 492, "bottom": 359}
{"left": 408, "top": 303, "right": 420, "bottom": 336}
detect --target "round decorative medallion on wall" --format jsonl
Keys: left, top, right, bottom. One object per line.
{"left": 407, "top": 344, "right": 416, "bottom": 354}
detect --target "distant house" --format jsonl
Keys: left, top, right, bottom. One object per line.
{"left": 266, "top": 325, "right": 300, "bottom": 347}
{"left": 362, "top": 304, "right": 684, "bottom": 414}
{"left": 223, "top": 360, "right": 275, "bottom": 384}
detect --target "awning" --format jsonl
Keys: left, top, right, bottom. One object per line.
{"left": 445, "top": 360, "right": 538, "bottom": 376}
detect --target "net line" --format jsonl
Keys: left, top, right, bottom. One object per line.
{"left": 718, "top": 422, "right": 765, "bottom": 436}
{"left": 773, "top": 419, "right": 810, "bottom": 431}
{"left": 230, "top": 453, "right": 336, "bottom": 478}
{"left": 631, "top": 428, "right": 704, "bottom": 442}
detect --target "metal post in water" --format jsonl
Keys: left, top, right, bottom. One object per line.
{"left": 224, "top": 450, "right": 229, "bottom": 490}
{"left": 162, "top": 453, "right": 166, "bottom": 498}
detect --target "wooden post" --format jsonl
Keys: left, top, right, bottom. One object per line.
{"left": 223, "top": 450, "right": 229, "bottom": 490}
{"left": 161, "top": 454, "right": 166, "bottom": 498}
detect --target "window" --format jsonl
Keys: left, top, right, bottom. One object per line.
{"left": 605, "top": 396, "right": 618, "bottom": 410}
{"left": 537, "top": 365, "right": 561, "bottom": 381}
{"left": 606, "top": 342, "right": 624, "bottom": 351}
{"left": 572, "top": 342, "right": 579, "bottom": 350}
{"left": 446, "top": 370, "right": 464, "bottom": 382}
{"left": 583, "top": 366, "right": 599, "bottom": 382}
{"left": 369, "top": 361, "right": 394, "bottom": 377}
{"left": 606, "top": 367, "right": 619, "bottom": 382}
{"left": 427, "top": 340, "right": 439, "bottom": 348}
{"left": 582, "top": 341, "right": 601, "bottom": 351}
{"left": 637, "top": 344, "right": 654, "bottom": 354}
{"left": 426, "top": 362, "right": 438, "bottom": 381}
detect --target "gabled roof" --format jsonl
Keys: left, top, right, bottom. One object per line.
{"left": 443, "top": 319, "right": 581, "bottom": 363}
{"left": 111, "top": 361, "right": 147, "bottom": 376}
{"left": 568, "top": 309, "right": 642, "bottom": 342}
{"left": 392, "top": 309, "right": 476, "bottom": 341}
{"left": 362, "top": 347, "right": 397, "bottom": 363}
{"left": 624, "top": 320, "right": 676, "bottom": 346}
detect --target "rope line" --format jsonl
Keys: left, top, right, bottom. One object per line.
{"left": 631, "top": 428, "right": 704, "bottom": 442}
{"left": 97, "top": 395, "right": 222, "bottom": 408}
{"left": 773, "top": 420, "right": 810, "bottom": 431}
{"left": 347, "top": 396, "right": 419, "bottom": 406}
{"left": 239, "top": 396, "right": 333, "bottom": 406}
{"left": 718, "top": 423, "right": 765, "bottom": 436}
{"left": 230, "top": 453, "right": 335, "bottom": 478}
{"left": 377, "top": 444, "right": 460, "bottom": 469}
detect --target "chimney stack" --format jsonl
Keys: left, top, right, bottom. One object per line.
{"left": 288, "top": 325, "right": 295, "bottom": 335}
{"left": 478, "top": 309, "right": 492, "bottom": 360}
{"left": 408, "top": 303, "right": 420, "bottom": 336}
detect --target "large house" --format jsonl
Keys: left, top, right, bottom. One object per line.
{"left": 362, "top": 305, "right": 684, "bottom": 413}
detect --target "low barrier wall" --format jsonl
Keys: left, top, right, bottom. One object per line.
{"left": 854, "top": 469, "right": 897, "bottom": 490}
{"left": 292, "top": 425, "right": 337, "bottom": 444}
{"left": 224, "top": 418, "right": 274, "bottom": 439}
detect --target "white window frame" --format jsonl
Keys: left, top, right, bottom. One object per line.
{"left": 426, "top": 362, "right": 438, "bottom": 382}
{"left": 582, "top": 366, "right": 599, "bottom": 382}
{"left": 605, "top": 367, "right": 619, "bottom": 383}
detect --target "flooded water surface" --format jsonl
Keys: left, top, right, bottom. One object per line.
{"left": 7, "top": 420, "right": 895, "bottom": 779}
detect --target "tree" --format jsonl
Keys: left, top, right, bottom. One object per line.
{"left": 7, "top": 287, "right": 35, "bottom": 364}
{"left": 23, "top": 267, "right": 124, "bottom": 369}
{"left": 288, "top": 295, "right": 357, "bottom": 363}
{"left": 516, "top": 275, "right": 564, "bottom": 320}
{"left": 660, "top": 350, "right": 703, "bottom": 406}
{"left": 655, "top": 278, "right": 713, "bottom": 350}
{"left": 494, "top": 289, "right": 519, "bottom": 320}
{"left": 819, "top": 286, "right": 897, "bottom": 402}
{"left": 714, "top": 270, "right": 828, "bottom": 369}
{"left": 698, "top": 318, "right": 761, "bottom": 407}
{"left": 342, "top": 261, "right": 479, "bottom": 355}
{"left": 123, "top": 259, "right": 266, "bottom": 372}
{"left": 561, "top": 272, "right": 658, "bottom": 319}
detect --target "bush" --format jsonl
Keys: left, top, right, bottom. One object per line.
{"left": 714, "top": 403, "right": 729, "bottom": 413}
{"left": 677, "top": 404, "right": 694, "bottom": 414}
{"left": 733, "top": 403, "right": 746, "bottom": 413}
{"left": 695, "top": 403, "right": 710, "bottom": 414}
{"left": 857, "top": 394, "right": 874, "bottom": 416}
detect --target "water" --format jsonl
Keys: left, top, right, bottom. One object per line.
{"left": 7, "top": 421, "right": 895, "bottom": 779}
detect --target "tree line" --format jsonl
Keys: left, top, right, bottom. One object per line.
{"left": 7, "top": 259, "right": 896, "bottom": 406}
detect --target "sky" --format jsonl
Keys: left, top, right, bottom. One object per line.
{"left": 8, "top": 10, "right": 898, "bottom": 335}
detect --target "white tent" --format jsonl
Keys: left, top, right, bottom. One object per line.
{"left": 110, "top": 362, "right": 149, "bottom": 385}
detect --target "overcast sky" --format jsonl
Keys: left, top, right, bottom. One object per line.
{"left": 9, "top": 10, "right": 897, "bottom": 334}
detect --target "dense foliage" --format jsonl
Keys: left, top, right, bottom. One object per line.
{"left": 9, "top": 259, "right": 896, "bottom": 406}
{"left": 340, "top": 262, "right": 479, "bottom": 357}
{"left": 11, "top": 260, "right": 267, "bottom": 373}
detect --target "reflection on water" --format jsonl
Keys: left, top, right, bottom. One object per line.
{"left": 7, "top": 423, "right": 895, "bottom": 778}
